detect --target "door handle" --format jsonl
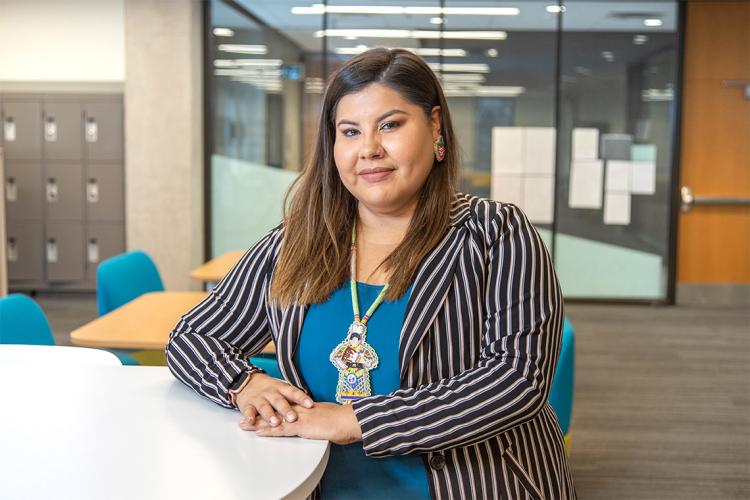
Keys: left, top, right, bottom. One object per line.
{"left": 681, "top": 186, "right": 750, "bottom": 212}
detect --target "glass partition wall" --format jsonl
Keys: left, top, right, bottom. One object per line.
{"left": 205, "top": 0, "right": 683, "bottom": 303}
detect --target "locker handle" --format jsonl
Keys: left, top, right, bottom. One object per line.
{"left": 3, "top": 116, "right": 15, "bottom": 142}
{"left": 6, "top": 176, "right": 17, "bottom": 202}
{"left": 85, "top": 116, "right": 98, "bottom": 143}
{"left": 87, "top": 238, "right": 99, "bottom": 263}
{"left": 7, "top": 237, "right": 18, "bottom": 262}
{"left": 87, "top": 178, "right": 99, "bottom": 203}
{"left": 44, "top": 116, "right": 58, "bottom": 142}
{"left": 46, "top": 178, "right": 59, "bottom": 203}
{"left": 46, "top": 238, "right": 58, "bottom": 263}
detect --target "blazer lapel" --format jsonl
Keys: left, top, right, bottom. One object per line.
{"left": 398, "top": 224, "right": 468, "bottom": 379}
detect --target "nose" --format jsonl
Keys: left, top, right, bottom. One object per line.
{"left": 359, "top": 135, "right": 384, "bottom": 160}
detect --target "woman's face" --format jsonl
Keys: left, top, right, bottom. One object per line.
{"left": 333, "top": 83, "right": 441, "bottom": 215}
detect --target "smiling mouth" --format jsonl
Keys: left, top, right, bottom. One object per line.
{"left": 358, "top": 167, "right": 395, "bottom": 175}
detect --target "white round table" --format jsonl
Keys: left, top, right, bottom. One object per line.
{"left": 0, "top": 344, "right": 122, "bottom": 366}
{"left": 0, "top": 364, "right": 329, "bottom": 500}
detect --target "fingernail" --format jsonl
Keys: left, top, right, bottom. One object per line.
{"left": 270, "top": 416, "right": 279, "bottom": 426}
{"left": 286, "top": 412, "right": 296, "bottom": 422}
{"left": 304, "top": 399, "right": 313, "bottom": 408}
{"left": 256, "top": 429, "right": 266, "bottom": 435}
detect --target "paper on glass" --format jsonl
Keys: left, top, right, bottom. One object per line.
{"left": 604, "top": 192, "right": 631, "bottom": 225}
{"left": 631, "top": 144, "right": 656, "bottom": 162}
{"left": 606, "top": 160, "right": 632, "bottom": 192}
{"left": 523, "top": 175, "right": 555, "bottom": 224}
{"left": 491, "top": 127, "right": 524, "bottom": 174}
{"left": 491, "top": 173, "right": 523, "bottom": 207}
{"left": 524, "top": 127, "right": 556, "bottom": 175}
{"left": 568, "top": 159, "right": 603, "bottom": 209}
{"left": 631, "top": 161, "right": 656, "bottom": 195}
{"left": 572, "top": 128, "right": 599, "bottom": 160}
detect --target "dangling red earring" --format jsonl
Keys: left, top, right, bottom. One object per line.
{"left": 434, "top": 135, "right": 446, "bottom": 162}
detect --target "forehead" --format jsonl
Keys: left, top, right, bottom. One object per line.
{"left": 334, "top": 83, "right": 418, "bottom": 120}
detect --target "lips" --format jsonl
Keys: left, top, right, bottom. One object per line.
{"left": 358, "top": 167, "right": 395, "bottom": 182}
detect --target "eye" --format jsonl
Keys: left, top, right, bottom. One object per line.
{"left": 342, "top": 128, "right": 359, "bottom": 137}
{"left": 381, "top": 121, "right": 400, "bottom": 131}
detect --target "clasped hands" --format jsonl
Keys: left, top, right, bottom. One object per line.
{"left": 235, "top": 372, "right": 362, "bottom": 445}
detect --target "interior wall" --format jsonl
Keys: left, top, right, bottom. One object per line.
{"left": 124, "top": 0, "right": 204, "bottom": 291}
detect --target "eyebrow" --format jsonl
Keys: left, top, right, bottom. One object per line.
{"left": 336, "top": 109, "right": 410, "bottom": 127}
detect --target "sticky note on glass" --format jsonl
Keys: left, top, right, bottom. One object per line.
{"left": 569, "top": 159, "right": 603, "bottom": 209}
{"left": 631, "top": 161, "right": 656, "bottom": 195}
{"left": 604, "top": 192, "right": 631, "bottom": 225}
{"left": 492, "top": 127, "right": 524, "bottom": 174}
{"left": 572, "top": 128, "right": 599, "bottom": 160}
{"left": 606, "top": 160, "right": 632, "bottom": 193}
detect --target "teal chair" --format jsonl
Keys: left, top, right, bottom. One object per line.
{"left": 97, "top": 250, "right": 164, "bottom": 316}
{"left": 548, "top": 317, "right": 575, "bottom": 455}
{"left": 96, "top": 250, "right": 165, "bottom": 365}
{"left": 0, "top": 294, "right": 56, "bottom": 346}
{"left": 250, "top": 353, "right": 283, "bottom": 379}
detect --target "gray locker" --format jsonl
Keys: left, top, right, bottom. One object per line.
{"left": 84, "top": 101, "right": 123, "bottom": 161}
{"left": 85, "top": 223, "right": 125, "bottom": 282}
{"left": 6, "top": 222, "right": 44, "bottom": 281}
{"left": 86, "top": 163, "right": 124, "bottom": 222}
{"left": 2, "top": 101, "right": 42, "bottom": 161}
{"left": 45, "top": 222, "right": 84, "bottom": 282}
{"left": 44, "top": 163, "right": 83, "bottom": 221}
{"left": 43, "top": 101, "right": 82, "bottom": 160}
{"left": 5, "top": 163, "right": 43, "bottom": 221}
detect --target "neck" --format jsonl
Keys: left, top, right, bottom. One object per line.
{"left": 357, "top": 198, "right": 417, "bottom": 245}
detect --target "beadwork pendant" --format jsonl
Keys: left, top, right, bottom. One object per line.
{"left": 329, "top": 321, "right": 379, "bottom": 404}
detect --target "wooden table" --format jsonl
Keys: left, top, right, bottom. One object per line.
{"left": 70, "top": 291, "right": 275, "bottom": 354}
{"left": 190, "top": 250, "right": 244, "bottom": 283}
{"left": 0, "top": 365, "right": 329, "bottom": 500}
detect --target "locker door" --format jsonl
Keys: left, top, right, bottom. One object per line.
{"left": 2, "top": 101, "right": 42, "bottom": 160}
{"left": 5, "top": 163, "right": 43, "bottom": 221}
{"left": 85, "top": 223, "right": 125, "bottom": 282}
{"left": 43, "top": 101, "right": 82, "bottom": 160}
{"left": 45, "top": 222, "right": 84, "bottom": 282}
{"left": 6, "top": 222, "right": 44, "bottom": 281}
{"left": 84, "top": 101, "right": 123, "bottom": 161}
{"left": 86, "top": 163, "right": 124, "bottom": 222}
{"left": 45, "top": 163, "right": 83, "bottom": 222}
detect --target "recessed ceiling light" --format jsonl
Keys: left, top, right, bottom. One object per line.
{"left": 428, "top": 63, "right": 490, "bottom": 73}
{"left": 486, "top": 48, "right": 498, "bottom": 57}
{"left": 314, "top": 29, "right": 507, "bottom": 40}
{"left": 545, "top": 5, "right": 566, "bottom": 14}
{"left": 212, "top": 27, "right": 235, "bottom": 37}
{"left": 633, "top": 34, "right": 648, "bottom": 45}
{"left": 644, "top": 19, "right": 663, "bottom": 27}
{"left": 217, "top": 44, "right": 268, "bottom": 55}
{"left": 430, "top": 17, "right": 445, "bottom": 25}
{"left": 292, "top": 5, "right": 519, "bottom": 16}
{"left": 335, "top": 47, "right": 467, "bottom": 57}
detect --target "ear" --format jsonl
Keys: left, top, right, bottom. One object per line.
{"left": 430, "top": 105, "right": 442, "bottom": 140}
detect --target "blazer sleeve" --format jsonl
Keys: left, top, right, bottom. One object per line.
{"left": 352, "top": 205, "right": 564, "bottom": 457}
{"left": 165, "top": 225, "right": 283, "bottom": 409}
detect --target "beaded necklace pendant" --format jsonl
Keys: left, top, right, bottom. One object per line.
{"left": 329, "top": 321, "right": 379, "bottom": 404}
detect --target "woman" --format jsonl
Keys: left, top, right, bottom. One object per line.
{"left": 167, "top": 48, "right": 576, "bottom": 499}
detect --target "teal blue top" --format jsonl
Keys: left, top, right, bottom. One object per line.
{"left": 294, "top": 281, "right": 431, "bottom": 499}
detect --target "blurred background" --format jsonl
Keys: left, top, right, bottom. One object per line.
{"left": 0, "top": 0, "right": 747, "bottom": 498}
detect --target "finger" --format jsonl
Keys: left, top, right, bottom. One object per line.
{"left": 268, "top": 394, "right": 297, "bottom": 423}
{"left": 255, "top": 401, "right": 281, "bottom": 426}
{"left": 280, "top": 384, "right": 314, "bottom": 408}
{"left": 240, "top": 404, "right": 257, "bottom": 424}
{"left": 239, "top": 415, "right": 262, "bottom": 431}
{"left": 256, "top": 421, "right": 295, "bottom": 437}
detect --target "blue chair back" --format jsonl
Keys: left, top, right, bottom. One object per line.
{"left": 96, "top": 250, "right": 164, "bottom": 316}
{"left": 0, "top": 294, "right": 56, "bottom": 345}
{"left": 548, "top": 317, "right": 575, "bottom": 435}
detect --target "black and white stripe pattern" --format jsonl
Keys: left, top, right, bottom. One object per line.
{"left": 166, "top": 193, "right": 577, "bottom": 499}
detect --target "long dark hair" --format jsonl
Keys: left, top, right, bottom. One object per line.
{"left": 270, "top": 48, "right": 459, "bottom": 306}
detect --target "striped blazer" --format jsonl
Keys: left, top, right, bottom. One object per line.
{"left": 166, "top": 193, "right": 577, "bottom": 500}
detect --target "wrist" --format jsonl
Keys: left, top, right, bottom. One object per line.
{"left": 341, "top": 404, "right": 362, "bottom": 443}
